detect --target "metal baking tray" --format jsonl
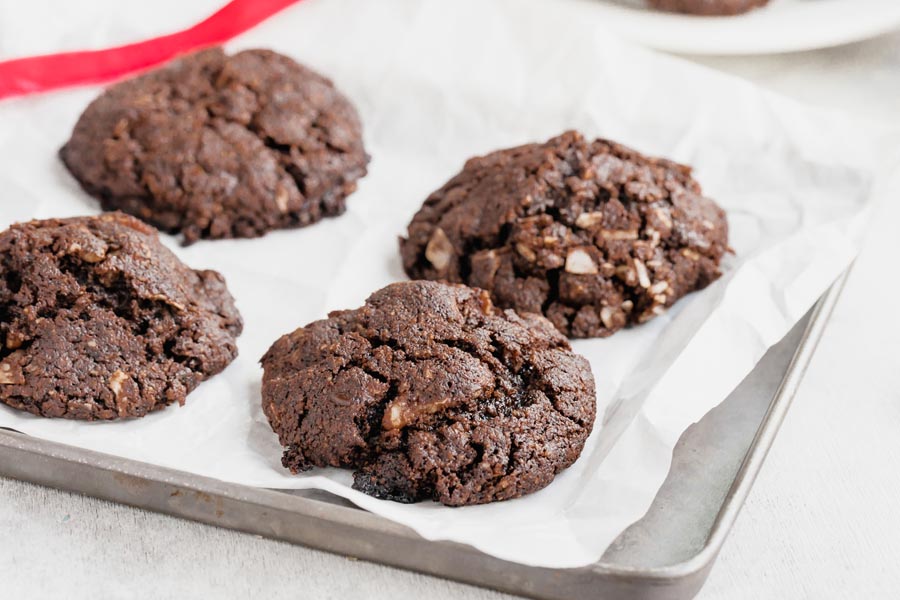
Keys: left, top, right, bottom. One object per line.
{"left": 0, "top": 272, "right": 848, "bottom": 600}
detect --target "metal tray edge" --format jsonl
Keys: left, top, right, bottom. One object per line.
{"left": 616, "top": 268, "right": 851, "bottom": 582}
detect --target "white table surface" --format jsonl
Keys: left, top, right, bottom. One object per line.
{"left": 3, "top": 11, "right": 900, "bottom": 600}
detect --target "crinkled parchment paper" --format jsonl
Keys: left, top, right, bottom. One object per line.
{"left": 0, "top": 0, "right": 891, "bottom": 568}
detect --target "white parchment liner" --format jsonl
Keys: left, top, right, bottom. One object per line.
{"left": 0, "top": 0, "right": 891, "bottom": 568}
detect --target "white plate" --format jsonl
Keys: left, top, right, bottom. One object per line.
{"left": 582, "top": 0, "right": 900, "bottom": 55}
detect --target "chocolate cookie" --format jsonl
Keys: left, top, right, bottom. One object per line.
{"left": 400, "top": 131, "right": 728, "bottom": 338}
{"left": 60, "top": 48, "right": 369, "bottom": 244}
{"left": 646, "top": 0, "right": 769, "bottom": 15}
{"left": 0, "top": 213, "right": 242, "bottom": 420}
{"left": 261, "top": 281, "right": 595, "bottom": 506}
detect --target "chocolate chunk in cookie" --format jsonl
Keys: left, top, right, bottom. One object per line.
{"left": 646, "top": 0, "right": 769, "bottom": 16}
{"left": 0, "top": 212, "right": 243, "bottom": 420}
{"left": 261, "top": 281, "right": 595, "bottom": 506}
{"left": 60, "top": 48, "right": 369, "bottom": 244}
{"left": 400, "top": 131, "right": 728, "bottom": 338}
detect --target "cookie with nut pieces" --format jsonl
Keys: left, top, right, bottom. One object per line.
{"left": 60, "top": 47, "right": 369, "bottom": 244}
{"left": 0, "top": 212, "right": 242, "bottom": 420}
{"left": 260, "top": 280, "right": 596, "bottom": 506}
{"left": 400, "top": 131, "right": 728, "bottom": 338}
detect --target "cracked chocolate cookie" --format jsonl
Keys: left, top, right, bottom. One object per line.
{"left": 400, "top": 131, "right": 728, "bottom": 338}
{"left": 60, "top": 48, "right": 369, "bottom": 244}
{"left": 0, "top": 212, "right": 243, "bottom": 420}
{"left": 261, "top": 281, "right": 595, "bottom": 506}
{"left": 646, "top": 0, "right": 769, "bottom": 16}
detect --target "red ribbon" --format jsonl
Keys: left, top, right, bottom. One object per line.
{"left": 0, "top": 0, "right": 302, "bottom": 100}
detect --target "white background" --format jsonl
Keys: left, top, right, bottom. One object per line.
{"left": 3, "top": 1, "right": 900, "bottom": 598}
